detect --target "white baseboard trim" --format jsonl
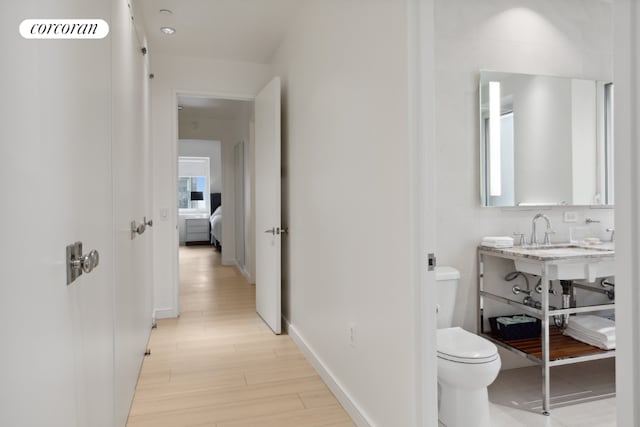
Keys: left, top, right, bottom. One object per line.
{"left": 153, "top": 307, "right": 178, "bottom": 319}
{"left": 234, "top": 261, "right": 254, "bottom": 284}
{"left": 284, "top": 320, "right": 374, "bottom": 427}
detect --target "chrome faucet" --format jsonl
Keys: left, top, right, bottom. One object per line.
{"left": 530, "top": 213, "right": 554, "bottom": 245}
{"left": 606, "top": 228, "right": 615, "bottom": 242}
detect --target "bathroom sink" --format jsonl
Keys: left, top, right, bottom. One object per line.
{"left": 518, "top": 244, "right": 612, "bottom": 257}
{"left": 485, "top": 243, "right": 615, "bottom": 282}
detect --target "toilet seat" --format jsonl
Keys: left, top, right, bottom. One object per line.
{"left": 437, "top": 327, "right": 498, "bottom": 364}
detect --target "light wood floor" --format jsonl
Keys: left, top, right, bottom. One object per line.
{"left": 127, "top": 246, "right": 354, "bottom": 427}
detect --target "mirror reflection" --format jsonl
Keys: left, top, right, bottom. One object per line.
{"left": 479, "top": 71, "right": 614, "bottom": 207}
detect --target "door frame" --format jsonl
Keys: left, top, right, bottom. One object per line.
{"left": 410, "top": 0, "right": 438, "bottom": 425}
{"left": 171, "top": 89, "right": 255, "bottom": 315}
{"left": 613, "top": 1, "right": 640, "bottom": 425}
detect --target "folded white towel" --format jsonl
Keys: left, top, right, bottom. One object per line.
{"left": 481, "top": 236, "right": 514, "bottom": 248}
{"left": 564, "top": 328, "right": 616, "bottom": 350}
{"left": 565, "top": 327, "right": 616, "bottom": 344}
{"left": 563, "top": 315, "right": 616, "bottom": 350}
{"left": 566, "top": 315, "right": 615, "bottom": 340}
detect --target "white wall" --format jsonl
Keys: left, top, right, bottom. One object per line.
{"left": 434, "top": 0, "right": 614, "bottom": 369}
{"left": 272, "top": 1, "right": 418, "bottom": 425}
{"left": 150, "top": 54, "right": 270, "bottom": 317}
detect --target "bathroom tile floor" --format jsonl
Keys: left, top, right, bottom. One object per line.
{"left": 487, "top": 359, "right": 616, "bottom": 426}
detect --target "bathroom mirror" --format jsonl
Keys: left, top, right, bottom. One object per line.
{"left": 479, "top": 71, "right": 614, "bottom": 207}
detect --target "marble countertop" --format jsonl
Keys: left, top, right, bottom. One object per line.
{"left": 479, "top": 242, "right": 615, "bottom": 261}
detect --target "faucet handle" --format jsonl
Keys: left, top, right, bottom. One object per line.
{"left": 606, "top": 228, "right": 615, "bottom": 242}
{"left": 543, "top": 229, "right": 555, "bottom": 245}
{"left": 513, "top": 232, "right": 526, "bottom": 246}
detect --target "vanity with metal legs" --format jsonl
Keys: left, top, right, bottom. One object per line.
{"left": 478, "top": 244, "right": 616, "bottom": 415}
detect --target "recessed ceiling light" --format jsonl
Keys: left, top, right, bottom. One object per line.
{"left": 160, "top": 26, "right": 176, "bottom": 35}
{"left": 159, "top": 9, "right": 173, "bottom": 15}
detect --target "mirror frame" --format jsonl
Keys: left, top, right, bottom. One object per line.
{"left": 478, "top": 70, "right": 614, "bottom": 209}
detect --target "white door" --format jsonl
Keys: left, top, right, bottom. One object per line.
{"left": 0, "top": 1, "right": 114, "bottom": 427}
{"left": 254, "top": 77, "right": 282, "bottom": 334}
{"left": 111, "top": 1, "right": 154, "bottom": 424}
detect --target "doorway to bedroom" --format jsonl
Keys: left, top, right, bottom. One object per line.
{"left": 176, "top": 95, "right": 256, "bottom": 302}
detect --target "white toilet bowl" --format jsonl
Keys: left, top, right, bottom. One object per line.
{"left": 437, "top": 327, "right": 501, "bottom": 427}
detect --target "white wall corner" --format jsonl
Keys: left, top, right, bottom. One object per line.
{"left": 222, "top": 258, "right": 236, "bottom": 266}
{"left": 284, "top": 321, "right": 375, "bottom": 427}
{"left": 234, "top": 261, "right": 254, "bottom": 284}
{"left": 154, "top": 307, "right": 178, "bottom": 320}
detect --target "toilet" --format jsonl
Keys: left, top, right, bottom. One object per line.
{"left": 436, "top": 266, "right": 500, "bottom": 427}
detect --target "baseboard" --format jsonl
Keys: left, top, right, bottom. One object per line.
{"left": 284, "top": 320, "right": 374, "bottom": 427}
{"left": 234, "top": 261, "right": 254, "bottom": 284}
{"left": 153, "top": 307, "right": 178, "bottom": 319}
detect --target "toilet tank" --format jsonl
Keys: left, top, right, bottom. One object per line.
{"left": 435, "top": 266, "right": 460, "bottom": 329}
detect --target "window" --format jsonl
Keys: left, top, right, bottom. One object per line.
{"left": 178, "top": 157, "right": 210, "bottom": 214}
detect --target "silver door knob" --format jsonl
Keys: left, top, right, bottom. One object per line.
{"left": 66, "top": 241, "right": 100, "bottom": 285}
{"left": 131, "top": 220, "right": 146, "bottom": 239}
{"left": 88, "top": 250, "right": 100, "bottom": 272}
{"left": 72, "top": 249, "right": 100, "bottom": 274}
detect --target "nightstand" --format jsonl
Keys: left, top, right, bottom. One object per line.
{"left": 185, "top": 217, "right": 210, "bottom": 244}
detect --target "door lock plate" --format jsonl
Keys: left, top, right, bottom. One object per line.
{"left": 66, "top": 241, "right": 83, "bottom": 285}
{"left": 428, "top": 253, "right": 437, "bottom": 271}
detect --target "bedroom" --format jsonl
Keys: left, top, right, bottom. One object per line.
{"left": 177, "top": 95, "right": 255, "bottom": 283}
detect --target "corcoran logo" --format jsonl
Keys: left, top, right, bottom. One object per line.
{"left": 19, "top": 19, "right": 109, "bottom": 39}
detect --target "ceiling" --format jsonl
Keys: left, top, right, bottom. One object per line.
{"left": 178, "top": 96, "right": 251, "bottom": 120}
{"left": 136, "top": 0, "right": 302, "bottom": 63}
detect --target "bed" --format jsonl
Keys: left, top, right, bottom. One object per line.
{"left": 210, "top": 193, "right": 222, "bottom": 250}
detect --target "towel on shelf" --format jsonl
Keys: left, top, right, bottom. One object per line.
{"left": 481, "top": 236, "right": 514, "bottom": 248}
{"left": 566, "top": 315, "right": 615, "bottom": 339}
{"left": 564, "top": 328, "right": 615, "bottom": 350}
{"left": 563, "top": 314, "right": 616, "bottom": 350}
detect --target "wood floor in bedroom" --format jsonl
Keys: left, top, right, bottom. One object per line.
{"left": 126, "top": 245, "right": 354, "bottom": 427}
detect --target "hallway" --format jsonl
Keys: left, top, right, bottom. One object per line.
{"left": 127, "top": 246, "right": 354, "bottom": 427}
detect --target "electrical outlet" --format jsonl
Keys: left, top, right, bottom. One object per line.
{"left": 348, "top": 323, "right": 357, "bottom": 347}
{"left": 563, "top": 211, "right": 578, "bottom": 223}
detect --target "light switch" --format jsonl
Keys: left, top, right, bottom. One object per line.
{"left": 160, "top": 208, "right": 169, "bottom": 220}
{"left": 563, "top": 211, "right": 578, "bottom": 223}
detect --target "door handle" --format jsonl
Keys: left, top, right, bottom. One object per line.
{"left": 66, "top": 242, "right": 100, "bottom": 285}
{"left": 264, "top": 227, "right": 278, "bottom": 235}
{"left": 264, "top": 227, "right": 288, "bottom": 235}
{"left": 131, "top": 217, "right": 152, "bottom": 239}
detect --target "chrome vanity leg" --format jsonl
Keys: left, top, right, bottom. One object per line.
{"left": 541, "top": 265, "right": 551, "bottom": 416}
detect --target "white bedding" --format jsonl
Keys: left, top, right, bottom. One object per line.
{"left": 210, "top": 206, "right": 222, "bottom": 244}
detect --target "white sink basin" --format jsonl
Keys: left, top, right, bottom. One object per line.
{"left": 509, "top": 244, "right": 614, "bottom": 282}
